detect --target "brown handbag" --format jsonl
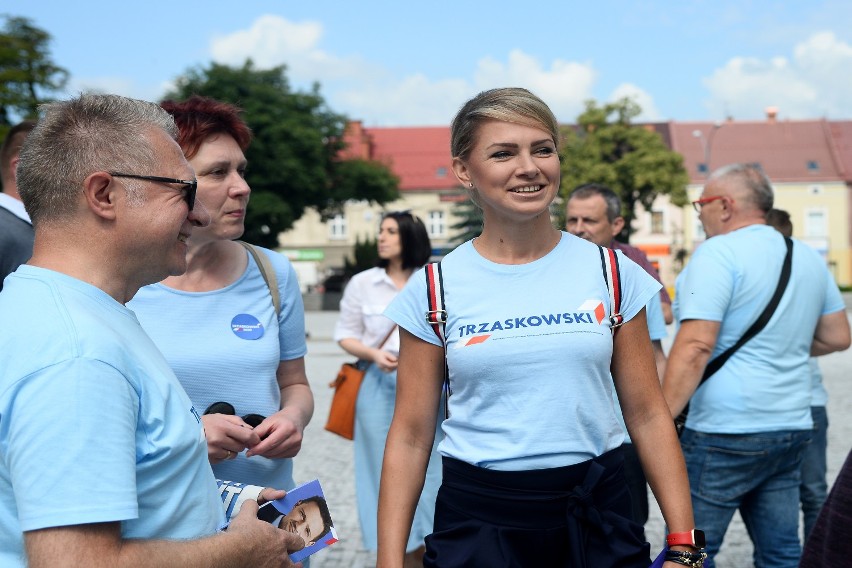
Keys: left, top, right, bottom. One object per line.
{"left": 325, "top": 325, "right": 397, "bottom": 440}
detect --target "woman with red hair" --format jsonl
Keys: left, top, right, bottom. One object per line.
{"left": 130, "top": 96, "right": 314, "bottom": 491}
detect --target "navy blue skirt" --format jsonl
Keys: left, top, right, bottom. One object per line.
{"left": 424, "top": 447, "right": 651, "bottom": 567}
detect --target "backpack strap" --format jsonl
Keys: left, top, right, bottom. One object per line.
{"left": 237, "top": 241, "right": 281, "bottom": 317}
{"left": 425, "top": 261, "right": 450, "bottom": 417}
{"left": 598, "top": 246, "right": 624, "bottom": 333}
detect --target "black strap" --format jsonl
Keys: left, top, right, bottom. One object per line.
{"left": 677, "top": 236, "right": 794, "bottom": 429}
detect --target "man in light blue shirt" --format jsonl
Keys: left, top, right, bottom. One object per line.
{"left": 0, "top": 94, "right": 302, "bottom": 568}
{"left": 663, "top": 164, "right": 851, "bottom": 568}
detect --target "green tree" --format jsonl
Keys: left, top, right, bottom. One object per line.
{"left": 165, "top": 60, "right": 399, "bottom": 248}
{"left": 449, "top": 198, "right": 483, "bottom": 248}
{"left": 344, "top": 235, "right": 379, "bottom": 276}
{"left": 560, "top": 98, "right": 689, "bottom": 241}
{"left": 0, "top": 15, "right": 69, "bottom": 128}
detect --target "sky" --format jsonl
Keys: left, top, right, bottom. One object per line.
{"left": 7, "top": 1, "right": 852, "bottom": 126}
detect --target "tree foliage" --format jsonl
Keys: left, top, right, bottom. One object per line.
{"left": 165, "top": 60, "right": 399, "bottom": 247}
{"left": 0, "top": 15, "right": 68, "bottom": 128}
{"left": 559, "top": 98, "right": 689, "bottom": 241}
{"left": 449, "top": 198, "right": 483, "bottom": 248}
{"left": 344, "top": 235, "right": 379, "bottom": 276}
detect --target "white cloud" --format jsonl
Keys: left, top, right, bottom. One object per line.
{"left": 703, "top": 31, "right": 852, "bottom": 119}
{"left": 206, "top": 17, "right": 602, "bottom": 126}
{"left": 473, "top": 50, "right": 597, "bottom": 123}
{"left": 209, "top": 14, "right": 380, "bottom": 83}
{"left": 608, "top": 83, "right": 663, "bottom": 121}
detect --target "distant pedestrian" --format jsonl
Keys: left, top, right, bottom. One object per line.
{"left": 566, "top": 183, "right": 670, "bottom": 534}
{"left": 334, "top": 211, "right": 439, "bottom": 568}
{"left": 663, "top": 164, "right": 851, "bottom": 568}
{"left": 766, "top": 207, "right": 832, "bottom": 538}
{"left": 0, "top": 120, "right": 36, "bottom": 291}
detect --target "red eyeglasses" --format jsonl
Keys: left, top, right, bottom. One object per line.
{"left": 691, "top": 195, "right": 730, "bottom": 212}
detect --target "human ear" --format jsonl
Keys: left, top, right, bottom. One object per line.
{"left": 83, "top": 171, "right": 118, "bottom": 220}
{"left": 611, "top": 216, "right": 625, "bottom": 238}
{"left": 451, "top": 156, "right": 471, "bottom": 188}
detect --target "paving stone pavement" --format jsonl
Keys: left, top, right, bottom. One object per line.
{"left": 294, "top": 309, "right": 852, "bottom": 568}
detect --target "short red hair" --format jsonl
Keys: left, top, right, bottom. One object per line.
{"left": 160, "top": 95, "right": 252, "bottom": 159}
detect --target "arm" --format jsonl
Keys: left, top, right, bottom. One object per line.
{"left": 376, "top": 328, "right": 444, "bottom": 568}
{"left": 24, "top": 500, "right": 304, "bottom": 568}
{"left": 652, "top": 340, "right": 667, "bottom": 382}
{"left": 338, "top": 337, "right": 399, "bottom": 372}
{"left": 611, "top": 310, "right": 695, "bottom": 562}
{"left": 811, "top": 310, "right": 851, "bottom": 356}
{"left": 248, "top": 357, "right": 314, "bottom": 459}
{"left": 661, "top": 319, "right": 720, "bottom": 417}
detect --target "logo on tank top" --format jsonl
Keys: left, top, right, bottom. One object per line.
{"left": 231, "top": 313, "right": 265, "bottom": 340}
{"left": 453, "top": 299, "right": 607, "bottom": 347}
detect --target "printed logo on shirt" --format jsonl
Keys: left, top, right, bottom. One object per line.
{"left": 231, "top": 313, "right": 265, "bottom": 340}
{"left": 454, "top": 299, "right": 608, "bottom": 347}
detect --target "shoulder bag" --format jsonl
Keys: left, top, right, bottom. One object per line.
{"left": 325, "top": 324, "right": 398, "bottom": 440}
{"left": 674, "top": 236, "right": 793, "bottom": 436}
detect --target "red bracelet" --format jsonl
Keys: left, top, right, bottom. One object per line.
{"left": 666, "top": 529, "right": 706, "bottom": 549}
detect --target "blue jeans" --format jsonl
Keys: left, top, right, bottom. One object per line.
{"left": 800, "top": 406, "right": 828, "bottom": 538}
{"left": 680, "top": 428, "right": 811, "bottom": 568}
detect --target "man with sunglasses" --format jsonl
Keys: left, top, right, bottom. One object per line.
{"left": 662, "top": 163, "right": 850, "bottom": 568}
{"left": 0, "top": 94, "right": 303, "bottom": 567}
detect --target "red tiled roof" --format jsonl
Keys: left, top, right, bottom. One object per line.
{"left": 366, "top": 126, "right": 457, "bottom": 191}
{"left": 669, "top": 120, "right": 851, "bottom": 184}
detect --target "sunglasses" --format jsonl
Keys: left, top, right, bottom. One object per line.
{"left": 109, "top": 172, "right": 198, "bottom": 210}
{"left": 204, "top": 401, "right": 266, "bottom": 428}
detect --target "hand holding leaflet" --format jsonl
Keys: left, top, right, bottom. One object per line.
{"left": 256, "top": 479, "right": 338, "bottom": 563}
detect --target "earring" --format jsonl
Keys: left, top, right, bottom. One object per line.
{"left": 468, "top": 183, "right": 473, "bottom": 189}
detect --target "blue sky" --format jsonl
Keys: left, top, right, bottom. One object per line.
{"left": 7, "top": 1, "right": 852, "bottom": 126}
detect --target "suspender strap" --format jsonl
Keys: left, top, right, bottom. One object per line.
{"left": 425, "top": 262, "right": 447, "bottom": 343}
{"left": 598, "top": 246, "right": 624, "bottom": 332}
{"left": 425, "top": 262, "right": 450, "bottom": 417}
{"left": 676, "top": 235, "right": 794, "bottom": 428}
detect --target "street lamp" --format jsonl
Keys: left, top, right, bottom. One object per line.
{"left": 692, "top": 122, "right": 723, "bottom": 177}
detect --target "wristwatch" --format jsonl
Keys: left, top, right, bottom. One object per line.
{"left": 666, "top": 529, "right": 706, "bottom": 549}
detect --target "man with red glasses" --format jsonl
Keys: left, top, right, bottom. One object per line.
{"left": 0, "top": 94, "right": 303, "bottom": 567}
{"left": 662, "top": 163, "right": 850, "bottom": 567}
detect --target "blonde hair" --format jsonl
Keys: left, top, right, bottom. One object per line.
{"left": 450, "top": 88, "right": 560, "bottom": 160}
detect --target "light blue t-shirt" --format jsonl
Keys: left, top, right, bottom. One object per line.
{"left": 129, "top": 246, "right": 307, "bottom": 488}
{"left": 646, "top": 293, "right": 667, "bottom": 342}
{"left": 0, "top": 267, "right": 224, "bottom": 567}
{"left": 384, "top": 232, "right": 660, "bottom": 471}
{"left": 674, "top": 226, "right": 844, "bottom": 433}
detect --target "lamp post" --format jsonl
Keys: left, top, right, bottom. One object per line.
{"left": 692, "top": 122, "right": 723, "bottom": 177}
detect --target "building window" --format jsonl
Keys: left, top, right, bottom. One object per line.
{"left": 807, "top": 160, "right": 820, "bottom": 172}
{"left": 805, "top": 209, "right": 827, "bottom": 238}
{"left": 436, "top": 167, "right": 447, "bottom": 178}
{"left": 427, "top": 210, "right": 446, "bottom": 238}
{"left": 328, "top": 214, "right": 347, "bottom": 240}
{"left": 650, "top": 211, "right": 664, "bottom": 234}
{"left": 697, "top": 163, "right": 708, "bottom": 174}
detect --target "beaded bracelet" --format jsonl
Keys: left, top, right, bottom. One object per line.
{"left": 664, "top": 549, "right": 707, "bottom": 567}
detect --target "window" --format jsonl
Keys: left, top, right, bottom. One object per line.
{"left": 328, "top": 214, "right": 347, "bottom": 240}
{"left": 650, "top": 211, "right": 664, "bottom": 234}
{"left": 427, "top": 210, "right": 446, "bottom": 238}
{"left": 804, "top": 209, "right": 827, "bottom": 238}
{"left": 697, "top": 163, "right": 708, "bottom": 174}
{"left": 807, "top": 160, "right": 820, "bottom": 173}
{"left": 436, "top": 167, "right": 447, "bottom": 178}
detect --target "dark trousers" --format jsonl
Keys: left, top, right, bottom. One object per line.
{"left": 424, "top": 447, "right": 650, "bottom": 567}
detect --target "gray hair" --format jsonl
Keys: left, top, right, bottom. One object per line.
{"left": 568, "top": 183, "right": 622, "bottom": 222}
{"left": 708, "top": 163, "right": 774, "bottom": 214}
{"left": 17, "top": 93, "right": 179, "bottom": 226}
{"left": 450, "top": 87, "right": 560, "bottom": 161}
